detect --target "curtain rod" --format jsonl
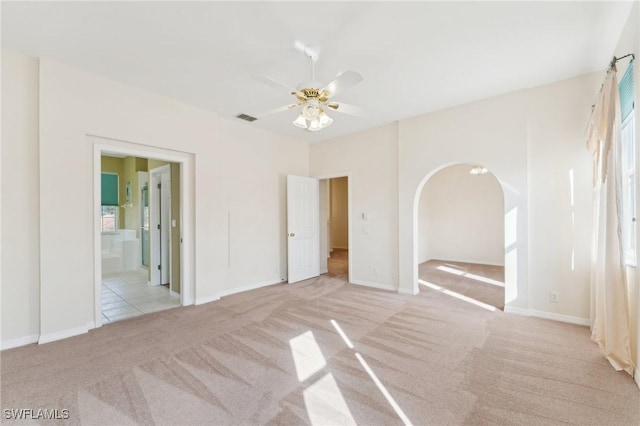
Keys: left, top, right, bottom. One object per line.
{"left": 608, "top": 53, "right": 635, "bottom": 71}
{"left": 592, "top": 53, "right": 635, "bottom": 111}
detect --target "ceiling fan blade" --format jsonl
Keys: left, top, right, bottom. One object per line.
{"left": 326, "top": 102, "right": 365, "bottom": 116}
{"left": 321, "top": 71, "right": 363, "bottom": 98}
{"left": 253, "top": 75, "right": 298, "bottom": 93}
{"left": 255, "top": 103, "right": 300, "bottom": 119}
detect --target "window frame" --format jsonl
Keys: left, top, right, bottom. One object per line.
{"left": 101, "top": 172, "right": 119, "bottom": 234}
{"left": 100, "top": 205, "right": 119, "bottom": 234}
{"left": 621, "top": 111, "right": 636, "bottom": 266}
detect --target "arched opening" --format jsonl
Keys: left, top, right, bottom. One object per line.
{"left": 415, "top": 164, "right": 505, "bottom": 310}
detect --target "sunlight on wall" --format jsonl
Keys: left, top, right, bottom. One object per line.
{"left": 289, "top": 331, "right": 327, "bottom": 382}
{"left": 505, "top": 248, "right": 518, "bottom": 304}
{"left": 570, "top": 168, "right": 576, "bottom": 272}
{"left": 504, "top": 207, "right": 518, "bottom": 304}
{"left": 569, "top": 168, "right": 575, "bottom": 207}
{"left": 505, "top": 207, "right": 518, "bottom": 248}
{"left": 303, "top": 373, "right": 356, "bottom": 426}
{"left": 418, "top": 279, "right": 497, "bottom": 311}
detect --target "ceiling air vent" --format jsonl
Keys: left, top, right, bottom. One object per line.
{"left": 236, "top": 113, "right": 257, "bottom": 122}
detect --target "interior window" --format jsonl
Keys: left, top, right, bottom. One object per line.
{"left": 101, "top": 205, "right": 118, "bottom": 233}
{"left": 619, "top": 62, "right": 635, "bottom": 265}
{"left": 101, "top": 172, "right": 119, "bottom": 233}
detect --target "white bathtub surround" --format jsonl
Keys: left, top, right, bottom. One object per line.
{"left": 101, "top": 229, "right": 141, "bottom": 274}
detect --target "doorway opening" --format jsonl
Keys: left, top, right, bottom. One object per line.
{"left": 94, "top": 136, "right": 195, "bottom": 327}
{"left": 98, "top": 152, "right": 183, "bottom": 325}
{"left": 416, "top": 164, "right": 505, "bottom": 310}
{"left": 319, "top": 176, "right": 350, "bottom": 279}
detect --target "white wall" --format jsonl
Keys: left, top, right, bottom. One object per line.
{"left": 418, "top": 164, "right": 504, "bottom": 266}
{"left": 397, "top": 73, "right": 601, "bottom": 320}
{"left": 330, "top": 177, "right": 349, "bottom": 250}
{"left": 526, "top": 72, "right": 602, "bottom": 321}
{"left": 310, "top": 73, "right": 600, "bottom": 316}
{"left": 1, "top": 51, "right": 40, "bottom": 347}
{"left": 310, "top": 124, "right": 399, "bottom": 291}
{"left": 1, "top": 50, "right": 309, "bottom": 347}
{"left": 213, "top": 118, "right": 308, "bottom": 291}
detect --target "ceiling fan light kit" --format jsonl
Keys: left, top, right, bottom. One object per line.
{"left": 469, "top": 165, "right": 489, "bottom": 175}
{"left": 293, "top": 109, "right": 333, "bottom": 132}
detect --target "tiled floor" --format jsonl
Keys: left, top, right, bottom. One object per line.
{"left": 101, "top": 270, "right": 180, "bottom": 324}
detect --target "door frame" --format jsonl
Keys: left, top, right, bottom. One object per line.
{"left": 138, "top": 171, "right": 149, "bottom": 269}
{"left": 315, "top": 172, "right": 353, "bottom": 285}
{"left": 93, "top": 136, "right": 193, "bottom": 328}
{"left": 149, "top": 164, "right": 171, "bottom": 286}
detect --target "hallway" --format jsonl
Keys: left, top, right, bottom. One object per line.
{"left": 327, "top": 248, "right": 348, "bottom": 279}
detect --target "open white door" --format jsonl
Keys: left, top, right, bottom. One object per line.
{"left": 150, "top": 164, "right": 171, "bottom": 285}
{"left": 287, "top": 175, "right": 320, "bottom": 283}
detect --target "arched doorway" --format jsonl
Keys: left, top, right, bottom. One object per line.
{"left": 415, "top": 164, "right": 505, "bottom": 310}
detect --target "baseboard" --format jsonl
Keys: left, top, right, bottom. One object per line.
{"left": 195, "top": 279, "right": 283, "bottom": 306}
{"left": 398, "top": 286, "right": 419, "bottom": 295}
{"left": 1, "top": 334, "right": 39, "bottom": 351}
{"left": 504, "top": 306, "right": 590, "bottom": 326}
{"left": 350, "top": 279, "right": 397, "bottom": 292}
{"left": 38, "top": 326, "right": 88, "bottom": 345}
{"left": 170, "top": 289, "right": 180, "bottom": 297}
{"left": 635, "top": 369, "right": 640, "bottom": 389}
{"left": 503, "top": 306, "right": 530, "bottom": 316}
{"left": 218, "top": 279, "right": 282, "bottom": 298}
{"left": 194, "top": 293, "right": 220, "bottom": 306}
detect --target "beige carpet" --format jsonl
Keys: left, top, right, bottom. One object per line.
{"left": 419, "top": 259, "right": 505, "bottom": 311}
{"left": 1, "top": 273, "right": 639, "bottom": 425}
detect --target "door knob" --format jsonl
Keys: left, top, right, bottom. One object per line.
{"left": 288, "top": 232, "right": 295, "bottom": 237}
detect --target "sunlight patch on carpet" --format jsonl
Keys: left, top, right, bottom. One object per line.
{"left": 437, "top": 265, "right": 504, "bottom": 287}
{"left": 303, "top": 373, "right": 356, "bottom": 425}
{"left": 330, "top": 319, "right": 354, "bottom": 349}
{"left": 419, "top": 279, "right": 497, "bottom": 312}
{"left": 290, "top": 331, "right": 326, "bottom": 382}
{"left": 355, "top": 353, "right": 413, "bottom": 426}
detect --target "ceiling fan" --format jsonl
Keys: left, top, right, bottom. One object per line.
{"left": 254, "top": 44, "right": 364, "bottom": 132}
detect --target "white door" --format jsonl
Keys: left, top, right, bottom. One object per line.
{"left": 150, "top": 165, "right": 171, "bottom": 285}
{"left": 287, "top": 175, "right": 320, "bottom": 283}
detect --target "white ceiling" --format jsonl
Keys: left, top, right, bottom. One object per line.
{"left": 2, "top": 1, "right": 634, "bottom": 142}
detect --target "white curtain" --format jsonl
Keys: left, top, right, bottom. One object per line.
{"left": 587, "top": 67, "right": 634, "bottom": 376}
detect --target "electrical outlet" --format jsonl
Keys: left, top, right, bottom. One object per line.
{"left": 549, "top": 291, "right": 559, "bottom": 303}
